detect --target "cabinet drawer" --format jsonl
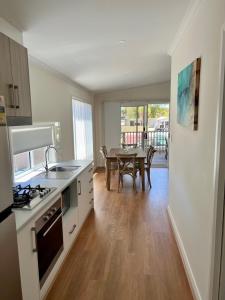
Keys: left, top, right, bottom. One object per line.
{"left": 63, "top": 207, "right": 78, "bottom": 252}
{"left": 88, "top": 187, "right": 94, "bottom": 207}
{"left": 88, "top": 169, "right": 94, "bottom": 196}
{"left": 87, "top": 165, "right": 94, "bottom": 178}
{"left": 88, "top": 186, "right": 94, "bottom": 198}
{"left": 88, "top": 176, "right": 94, "bottom": 186}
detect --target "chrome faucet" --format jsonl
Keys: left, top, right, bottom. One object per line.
{"left": 44, "top": 145, "right": 57, "bottom": 173}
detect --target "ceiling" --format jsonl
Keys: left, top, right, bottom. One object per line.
{"left": 0, "top": 0, "right": 191, "bottom": 92}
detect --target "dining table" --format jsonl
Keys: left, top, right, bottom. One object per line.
{"left": 106, "top": 147, "right": 147, "bottom": 191}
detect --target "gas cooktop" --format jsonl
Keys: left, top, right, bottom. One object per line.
{"left": 12, "top": 184, "right": 57, "bottom": 210}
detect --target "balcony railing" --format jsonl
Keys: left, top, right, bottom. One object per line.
{"left": 121, "top": 129, "right": 169, "bottom": 152}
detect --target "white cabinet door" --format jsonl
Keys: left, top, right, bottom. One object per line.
{"left": 9, "top": 38, "right": 32, "bottom": 118}
{"left": 0, "top": 33, "right": 15, "bottom": 117}
{"left": 77, "top": 164, "right": 94, "bottom": 227}
{"left": 77, "top": 171, "right": 88, "bottom": 227}
{"left": 17, "top": 221, "right": 40, "bottom": 300}
{"left": 86, "top": 165, "right": 94, "bottom": 208}
{"left": 63, "top": 207, "right": 78, "bottom": 253}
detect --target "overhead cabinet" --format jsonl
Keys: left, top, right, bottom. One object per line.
{"left": 0, "top": 32, "right": 32, "bottom": 126}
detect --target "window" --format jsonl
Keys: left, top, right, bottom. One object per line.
{"left": 14, "top": 152, "right": 31, "bottom": 174}
{"left": 10, "top": 124, "right": 57, "bottom": 178}
{"left": 13, "top": 146, "right": 48, "bottom": 176}
{"left": 31, "top": 147, "right": 46, "bottom": 167}
{"left": 72, "top": 99, "right": 93, "bottom": 160}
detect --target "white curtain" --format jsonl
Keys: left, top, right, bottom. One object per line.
{"left": 72, "top": 99, "right": 93, "bottom": 160}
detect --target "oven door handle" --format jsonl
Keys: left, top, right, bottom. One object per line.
{"left": 31, "top": 227, "right": 37, "bottom": 253}
{"left": 42, "top": 213, "right": 62, "bottom": 237}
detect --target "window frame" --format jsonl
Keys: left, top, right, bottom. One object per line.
{"left": 13, "top": 146, "right": 49, "bottom": 180}
{"left": 72, "top": 98, "right": 94, "bottom": 160}
{"left": 13, "top": 151, "right": 32, "bottom": 176}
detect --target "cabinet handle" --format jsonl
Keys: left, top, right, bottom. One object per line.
{"left": 8, "top": 84, "right": 15, "bottom": 108}
{"left": 88, "top": 167, "right": 93, "bottom": 173}
{"left": 89, "top": 188, "right": 93, "bottom": 194}
{"left": 89, "top": 178, "right": 93, "bottom": 183}
{"left": 69, "top": 224, "right": 76, "bottom": 234}
{"left": 78, "top": 180, "right": 81, "bottom": 195}
{"left": 31, "top": 227, "right": 37, "bottom": 253}
{"left": 14, "top": 85, "right": 20, "bottom": 109}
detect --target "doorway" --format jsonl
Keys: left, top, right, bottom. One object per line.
{"left": 120, "top": 103, "right": 169, "bottom": 167}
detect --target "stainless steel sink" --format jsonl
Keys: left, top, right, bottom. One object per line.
{"left": 49, "top": 166, "right": 80, "bottom": 172}
{"left": 34, "top": 165, "right": 81, "bottom": 179}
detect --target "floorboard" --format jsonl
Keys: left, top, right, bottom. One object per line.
{"left": 46, "top": 168, "right": 193, "bottom": 300}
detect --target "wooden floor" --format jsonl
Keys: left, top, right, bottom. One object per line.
{"left": 46, "top": 169, "right": 193, "bottom": 300}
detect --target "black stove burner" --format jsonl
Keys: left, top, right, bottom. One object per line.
{"left": 12, "top": 184, "right": 53, "bottom": 209}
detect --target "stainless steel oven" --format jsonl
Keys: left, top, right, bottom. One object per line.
{"left": 34, "top": 198, "right": 63, "bottom": 287}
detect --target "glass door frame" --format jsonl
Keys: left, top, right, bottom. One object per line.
{"left": 120, "top": 104, "right": 148, "bottom": 149}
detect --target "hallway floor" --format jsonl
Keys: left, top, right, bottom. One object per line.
{"left": 46, "top": 169, "right": 193, "bottom": 300}
{"left": 152, "top": 151, "right": 168, "bottom": 168}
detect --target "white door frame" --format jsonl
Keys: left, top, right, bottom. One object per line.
{"left": 211, "top": 24, "right": 225, "bottom": 300}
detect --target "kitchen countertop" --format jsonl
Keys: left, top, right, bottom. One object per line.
{"left": 13, "top": 160, "right": 93, "bottom": 231}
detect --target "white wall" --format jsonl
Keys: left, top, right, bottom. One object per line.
{"left": 29, "top": 60, "right": 93, "bottom": 161}
{"left": 95, "top": 81, "right": 170, "bottom": 102}
{"left": 94, "top": 81, "right": 170, "bottom": 166}
{"left": 168, "top": 1, "right": 225, "bottom": 299}
{"left": 104, "top": 102, "right": 121, "bottom": 150}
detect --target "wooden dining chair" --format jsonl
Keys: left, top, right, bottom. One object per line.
{"left": 165, "top": 137, "right": 168, "bottom": 160}
{"left": 100, "top": 146, "right": 117, "bottom": 183}
{"left": 116, "top": 153, "right": 138, "bottom": 192}
{"left": 100, "top": 146, "right": 108, "bottom": 182}
{"left": 100, "top": 145, "right": 107, "bottom": 158}
{"left": 145, "top": 146, "right": 156, "bottom": 188}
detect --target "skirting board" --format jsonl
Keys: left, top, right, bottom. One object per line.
{"left": 167, "top": 205, "right": 202, "bottom": 300}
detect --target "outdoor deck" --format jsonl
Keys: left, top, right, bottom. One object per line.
{"left": 152, "top": 151, "right": 168, "bottom": 168}
{"left": 121, "top": 129, "right": 169, "bottom": 151}
{"left": 121, "top": 129, "right": 169, "bottom": 168}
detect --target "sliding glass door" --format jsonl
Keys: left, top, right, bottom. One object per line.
{"left": 121, "top": 103, "right": 169, "bottom": 151}
{"left": 121, "top": 105, "right": 148, "bottom": 148}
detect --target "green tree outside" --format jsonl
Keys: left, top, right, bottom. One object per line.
{"left": 148, "top": 104, "right": 169, "bottom": 118}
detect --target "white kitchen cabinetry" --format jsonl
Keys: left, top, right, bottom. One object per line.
{"left": 16, "top": 162, "right": 94, "bottom": 300}
{"left": 87, "top": 165, "right": 94, "bottom": 207}
{"left": 63, "top": 206, "right": 78, "bottom": 253}
{"left": 17, "top": 220, "right": 40, "bottom": 300}
{"left": 0, "top": 32, "right": 32, "bottom": 125}
{"left": 9, "top": 38, "right": 32, "bottom": 119}
{"left": 77, "top": 164, "right": 94, "bottom": 227}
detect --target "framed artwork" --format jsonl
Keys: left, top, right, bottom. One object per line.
{"left": 177, "top": 57, "right": 201, "bottom": 130}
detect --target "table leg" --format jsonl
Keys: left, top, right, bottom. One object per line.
{"left": 141, "top": 159, "right": 145, "bottom": 191}
{"left": 106, "top": 159, "right": 111, "bottom": 191}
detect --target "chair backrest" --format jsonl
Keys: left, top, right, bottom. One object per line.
{"left": 122, "top": 143, "right": 138, "bottom": 149}
{"left": 146, "top": 146, "right": 156, "bottom": 167}
{"left": 116, "top": 153, "right": 138, "bottom": 174}
{"left": 100, "top": 145, "right": 107, "bottom": 160}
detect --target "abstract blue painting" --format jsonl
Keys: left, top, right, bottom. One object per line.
{"left": 177, "top": 58, "right": 201, "bottom": 130}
